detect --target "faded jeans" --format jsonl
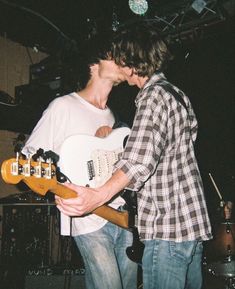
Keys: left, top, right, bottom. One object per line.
{"left": 74, "top": 221, "right": 138, "bottom": 289}
{"left": 142, "top": 239, "right": 203, "bottom": 289}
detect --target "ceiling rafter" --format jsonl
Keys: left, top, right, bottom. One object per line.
{"left": 147, "top": 0, "right": 230, "bottom": 42}
{"left": 0, "top": 0, "right": 233, "bottom": 53}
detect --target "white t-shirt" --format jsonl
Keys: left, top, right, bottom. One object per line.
{"left": 22, "top": 92, "right": 125, "bottom": 236}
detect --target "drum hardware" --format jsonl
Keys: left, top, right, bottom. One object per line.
{"left": 205, "top": 173, "right": 235, "bottom": 288}
{"left": 208, "top": 173, "right": 234, "bottom": 221}
{"left": 204, "top": 220, "right": 235, "bottom": 288}
{"left": 208, "top": 172, "right": 225, "bottom": 208}
{"left": 203, "top": 258, "right": 235, "bottom": 289}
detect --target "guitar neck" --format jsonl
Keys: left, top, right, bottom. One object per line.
{"left": 51, "top": 182, "right": 129, "bottom": 229}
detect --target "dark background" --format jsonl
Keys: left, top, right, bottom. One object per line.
{"left": 109, "top": 19, "right": 235, "bottom": 221}
{"left": 0, "top": 0, "right": 234, "bottom": 220}
{"left": 0, "top": 2, "right": 234, "bottom": 288}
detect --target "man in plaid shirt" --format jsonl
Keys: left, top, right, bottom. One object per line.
{"left": 56, "top": 21, "right": 212, "bottom": 289}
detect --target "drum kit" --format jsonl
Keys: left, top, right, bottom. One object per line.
{"left": 203, "top": 174, "right": 235, "bottom": 289}
{"left": 204, "top": 220, "right": 235, "bottom": 288}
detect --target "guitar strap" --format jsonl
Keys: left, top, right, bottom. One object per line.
{"left": 156, "top": 80, "right": 189, "bottom": 113}
{"left": 121, "top": 189, "right": 138, "bottom": 228}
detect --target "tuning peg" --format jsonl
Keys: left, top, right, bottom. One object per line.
{"left": 14, "top": 143, "right": 23, "bottom": 154}
{"left": 56, "top": 167, "right": 69, "bottom": 183}
{"left": 44, "top": 150, "right": 59, "bottom": 164}
{"left": 32, "top": 148, "right": 45, "bottom": 161}
{"left": 16, "top": 133, "right": 26, "bottom": 142}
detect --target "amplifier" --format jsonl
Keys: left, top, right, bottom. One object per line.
{"left": 1, "top": 203, "right": 84, "bottom": 268}
{"left": 1, "top": 205, "right": 57, "bottom": 267}
{"left": 25, "top": 267, "right": 86, "bottom": 289}
{"left": 25, "top": 274, "right": 86, "bottom": 289}
{"left": 29, "top": 56, "right": 63, "bottom": 84}
{"left": 15, "top": 83, "right": 62, "bottom": 106}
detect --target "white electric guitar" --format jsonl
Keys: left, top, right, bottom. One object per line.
{"left": 59, "top": 127, "right": 130, "bottom": 188}
{"left": 1, "top": 127, "right": 131, "bottom": 229}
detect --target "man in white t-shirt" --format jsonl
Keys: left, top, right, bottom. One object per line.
{"left": 22, "top": 41, "right": 137, "bottom": 289}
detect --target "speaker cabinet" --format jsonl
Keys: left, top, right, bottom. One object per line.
{"left": 25, "top": 274, "right": 86, "bottom": 289}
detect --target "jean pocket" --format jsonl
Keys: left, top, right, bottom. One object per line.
{"left": 169, "top": 240, "right": 198, "bottom": 263}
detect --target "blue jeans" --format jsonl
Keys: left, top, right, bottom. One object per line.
{"left": 74, "top": 222, "right": 138, "bottom": 289}
{"left": 142, "top": 239, "right": 203, "bottom": 289}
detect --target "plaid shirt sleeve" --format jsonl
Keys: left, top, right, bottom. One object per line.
{"left": 115, "top": 84, "right": 167, "bottom": 191}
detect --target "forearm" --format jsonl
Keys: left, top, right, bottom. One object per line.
{"left": 98, "top": 169, "right": 130, "bottom": 202}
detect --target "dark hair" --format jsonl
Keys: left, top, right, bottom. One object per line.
{"left": 110, "top": 21, "right": 173, "bottom": 77}
{"left": 75, "top": 32, "right": 113, "bottom": 89}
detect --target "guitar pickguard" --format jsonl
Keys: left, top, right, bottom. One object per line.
{"left": 59, "top": 127, "right": 130, "bottom": 188}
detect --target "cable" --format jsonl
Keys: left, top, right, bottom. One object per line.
{"left": 0, "top": 90, "right": 22, "bottom": 106}
{"left": 0, "top": 100, "right": 21, "bottom": 106}
{"left": 0, "top": 0, "right": 71, "bottom": 42}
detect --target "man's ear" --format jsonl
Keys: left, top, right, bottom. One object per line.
{"left": 123, "top": 66, "right": 135, "bottom": 77}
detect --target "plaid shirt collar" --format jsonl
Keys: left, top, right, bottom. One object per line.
{"left": 135, "top": 72, "right": 166, "bottom": 105}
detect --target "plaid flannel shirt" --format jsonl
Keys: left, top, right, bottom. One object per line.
{"left": 115, "top": 73, "right": 212, "bottom": 241}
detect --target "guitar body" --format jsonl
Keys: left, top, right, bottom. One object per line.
{"left": 0, "top": 127, "right": 131, "bottom": 229}
{"left": 59, "top": 127, "right": 131, "bottom": 188}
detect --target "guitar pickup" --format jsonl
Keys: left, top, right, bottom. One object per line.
{"left": 87, "top": 160, "right": 95, "bottom": 181}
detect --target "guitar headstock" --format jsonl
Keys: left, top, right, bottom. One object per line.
{"left": 1, "top": 158, "right": 57, "bottom": 196}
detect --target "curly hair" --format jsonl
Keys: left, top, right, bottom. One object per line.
{"left": 110, "top": 21, "right": 173, "bottom": 77}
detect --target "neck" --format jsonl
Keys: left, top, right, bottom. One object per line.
{"left": 78, "top": 80, "right": 113, "bottom": 109}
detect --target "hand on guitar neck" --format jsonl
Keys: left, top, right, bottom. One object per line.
{"left": 1, "top": 128, "right": 133, "bottom": 229}
{"left": 1, "top": 156, "right": 129, "bottom": 229}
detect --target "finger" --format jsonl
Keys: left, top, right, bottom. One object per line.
{"left": 55, "top": 195, "right": 62, "bottom": 201}
{"left": 57, "top": 205, "right": 78, "bottom": 216}
{"left": 56, "top": 203, "right": 85, "bottom": 216}
{"left": 58, "top": 197, "right": 82, "bottom": 206}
